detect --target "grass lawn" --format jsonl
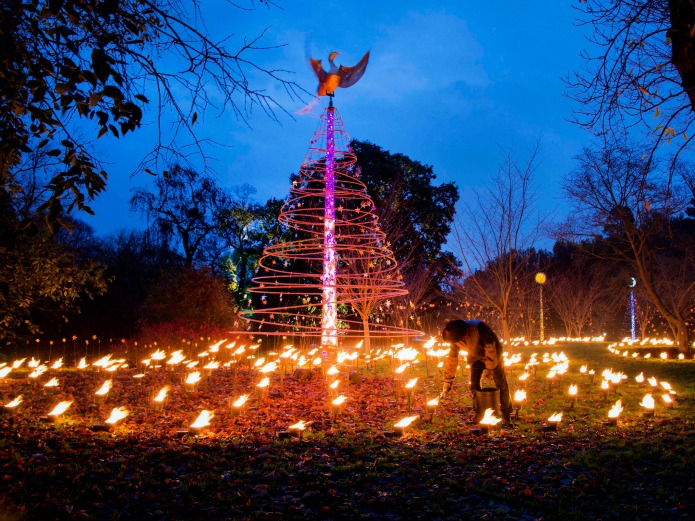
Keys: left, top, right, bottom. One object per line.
{"left": 0, "top": 340, "right": 693, "bottom": 520}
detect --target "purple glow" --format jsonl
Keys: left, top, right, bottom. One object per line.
{"left": 322, "top": 107, "right": 337, "bottom": 348}
{"left": 630, "top": 289, "right": 635, "bottom": 342}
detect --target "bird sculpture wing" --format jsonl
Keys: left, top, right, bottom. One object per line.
{"left": 309, "top": 58, "right": 327, "bottom": 84}
{"left": 338, "top": 51, "right": 370, "bottom": 89}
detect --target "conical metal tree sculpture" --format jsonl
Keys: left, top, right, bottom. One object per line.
{"left": 239, "top": 104, "right": 421, "bottom": 348}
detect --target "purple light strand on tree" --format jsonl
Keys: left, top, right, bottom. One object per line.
{"left": 322, "top": 106, "right": 338, "bottom": 348}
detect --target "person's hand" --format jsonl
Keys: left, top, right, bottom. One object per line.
{"left": 482, "top": 369, "right": 493, "bottom": 382}
{"left": 441, "top": 382, "right": 452, "bottom": 395}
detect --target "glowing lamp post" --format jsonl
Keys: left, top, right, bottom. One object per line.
{"left": 535, "top": 272, "right": 546, "bottom": 342}
{"left": 640, "top": 394, "right": 655, "bottom": 417}
{"left": 628, "top": 277, "right": 637, "bottom": 341}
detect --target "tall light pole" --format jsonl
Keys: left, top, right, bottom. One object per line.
{"left": 535, "top": 272, "right": 547, "bottom": 342}
{"left": 629, "top": 277, "right": 637, "bottom": 342}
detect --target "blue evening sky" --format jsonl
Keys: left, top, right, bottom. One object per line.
{"left": 83, "top": 1, "right": 592, "bottom": 249}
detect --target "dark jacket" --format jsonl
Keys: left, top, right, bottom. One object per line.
{"left": 441, "top": 320, "right": 504, "bottom": 384}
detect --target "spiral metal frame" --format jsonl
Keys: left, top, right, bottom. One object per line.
{"left": 238, "top": 105, "right": 423, "bottom": 343}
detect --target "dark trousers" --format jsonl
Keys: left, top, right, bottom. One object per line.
{"left": 470, "top": 360, "right": 512, "bottom": 415}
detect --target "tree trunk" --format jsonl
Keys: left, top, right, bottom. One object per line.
{"left": 668, "top": 0, "right": 695, "bottom": 109}
{"left": 361, "top": 313, "right": 371, "bottom": 353}
{"left": 676, "top": 317, "right": 692, "bottom": 355}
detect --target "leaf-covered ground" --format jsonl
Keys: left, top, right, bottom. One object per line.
{"left": 0, "top": 342, "right": 693, "bottom": 520}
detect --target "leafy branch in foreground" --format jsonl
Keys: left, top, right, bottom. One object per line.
{"left": 0, "top": 0, "right": 304, "bottom": 229}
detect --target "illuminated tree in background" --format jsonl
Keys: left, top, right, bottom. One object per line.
{"left": 239, "top": 104, "right": 420, "bottom": 348}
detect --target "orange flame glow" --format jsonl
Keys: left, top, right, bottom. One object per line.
{"left": 105, "top": 406, "right": 128, "bottom": 424}
{"left": 479, "top": 409, "right": 501, "bottom": 426}
{"left": 548, "top": 412, "right": 563, "bottom": 423}
{"left": 48, "top": 401, "right": 72, "bottom": 417}
{"left": 640, "top": 394, "right": 655, "bottom": 409}
{"left": 608, "top": 399, "right": 623, "bottom": 418}
{"left": 95, "top": 380, "right": 112, "bottom": 396}
{"left": 190, "top": 410, "right": 213, "bottom": 429}
{"left": 394, "top": 415, "right": 419, "bottom": 429}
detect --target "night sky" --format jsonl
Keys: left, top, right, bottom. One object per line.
{"left": 83, "top": 1, "right": 591, "bottom": 249}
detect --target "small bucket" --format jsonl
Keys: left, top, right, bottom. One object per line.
{"left": 474, "top": 387, "right": 501, "bottom": 422}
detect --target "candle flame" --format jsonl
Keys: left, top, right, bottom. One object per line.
{"left": 394, "top": 415, "right": 419, "bottom": 429}
{"left": 150, "top": 349, "right": 166, "bottom": 361}
{"left": 289, "top": 420, "right": 308, "bottom": 431}
{"left": 329, "top": 379, "right": 340, "bottom": 390}
{"left": 95, "top": 379, "right": 112, "bottom": 396}
{"left": 662, "top": 393, "right": 673, "bottom": 404}
{"left": 548, "top": 412, "right": 563, "bottom": 423}
{"left": 185, "top": 371, "right": 201, "bottom": 385}
{"left": 77, "top": 357, "right": 89, "bottom": 369}
{"left": 608, "top": 399, "right": 623, "bottom": 418}
{"left": 423, "top": 337, "right": 437, "bottom": 349}
{"left": 153, "top": 386, "right": 169, "bottom": 402}
{"left": 568, "top": 384, "right": 578, "bottom": 396}
{"left": 635, "top": 372, "right": 644, "bottom": 383}
{"left": 426, "top": 397, "right": 439, "bottom": 407}
{"left": 332, "top": 395, "right": 346, "bottom": 407}
{"left": 257, "top": 377, "right": 270, "bottom": 388}
{"left": 44, "top": 377, "right": 59, "bottom": 387}
{"left": 51, "top": 358, "right": 63, "bottom": 369}
{"left": 640, "top": 394, "right": 655, "bottom": 409}
{"left": 514, "top": 389, "right": 527, "bottom": 402}
{"left": 405, "top": 377, "right": 418, "bottom": 389}
{"left": 519, "top": 372, "right": 529, "bottom": 381}
{"left": 5, "top": 395, "right": 22, "bottom": 408}
{"left": 105, "top": 406, "right": 128, "bottom": 424}
{"left": 48, "top": 401, "right": 72, "bottom": 416}
{"left": 232, "top": 395, "right": 248, "bottom": 408}
{"left": 190, "top": 410, "right": 214, "bottom": 429}
{"left": 479, "top": 408, "right": 502, "bottom": 426}
{"left": 0, "top": 367, "right": 11, "bottom": 378}
{"left": 647, "top": 377, "right": 657, "bottom": 387}
{"left": 12, "top": 358, "right": 26, "bottom": 369}
{"left": 260, "top": 361, "right": 278, "bottom": 373}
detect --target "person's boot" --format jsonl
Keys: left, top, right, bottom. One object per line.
{"left": 502, "top": 411, "right": 515, "bottom": 427}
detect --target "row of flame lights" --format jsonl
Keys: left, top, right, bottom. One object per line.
{"left": 0, "top": 337, "right": 682, "bottom": 437}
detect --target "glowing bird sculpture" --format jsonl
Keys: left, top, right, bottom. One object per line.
{"left": 310, "top": 51, "right": 370, "bottom": 97}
